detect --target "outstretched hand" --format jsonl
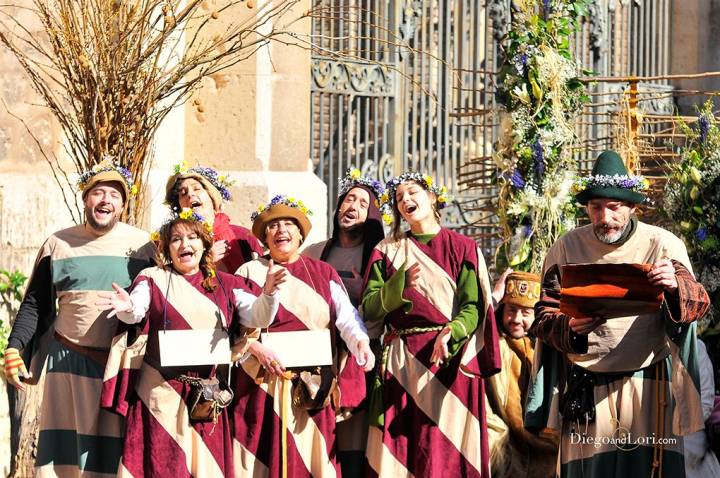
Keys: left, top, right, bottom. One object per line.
{"left": 96, "top": 283, "right": 132, "bottom": 318}
{"left": 263, "top": 260, "right": 288, "bottom": 296}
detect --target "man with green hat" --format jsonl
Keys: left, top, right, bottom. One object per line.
{"left": 3, "top": 160, "right": 156, "bottom": 476}
{"left": 525, "top": 150, "right": 711, "bottom": 477}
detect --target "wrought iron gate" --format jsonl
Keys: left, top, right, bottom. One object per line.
{"left": 310, "top": 0, "right": 674, "bottom": 255}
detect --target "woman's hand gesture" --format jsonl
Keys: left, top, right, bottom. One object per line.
{"left": 355, "top": 340, "right": 376, "bottom": 372}
{"left": 430, "top": 326, "right": 452, "bottom": 366}
{"left": 263, "top": 260, "right": 288, "bottom": 296}
{"left": 404, "top": 262, "right": 421, "bottom": 290}
{"left": 96, "top": 283, "right": 132, "bottom": 320}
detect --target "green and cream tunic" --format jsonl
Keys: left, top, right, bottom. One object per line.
{"left": 8, "top": 222, "right": 154, "bottom": 477}
{"left": 526, "top": 222, "right": 711, "bottom": 478}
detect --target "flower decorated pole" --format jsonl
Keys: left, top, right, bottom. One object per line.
{"left": 662, "top": 100, "right": 720, "bottom": 329}
{"left": 494, "top": 0, "right": 590, "bottom": 273}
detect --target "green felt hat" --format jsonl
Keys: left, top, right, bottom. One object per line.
{"left": 575, "top": 150, "right": 647, "bottom": 205}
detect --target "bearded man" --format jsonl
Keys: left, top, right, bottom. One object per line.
{"left": 525, "top": 150, "right": 711, "bottom": 477}
{"left": 3, "top": 162, "right": 155, "bottom": 477}
{"left": 303, "top": 168, "right": 385, "bottom": 477}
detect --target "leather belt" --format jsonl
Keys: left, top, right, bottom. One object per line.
{"left": 53, "top": 331, "right": 109, "bottom": 367}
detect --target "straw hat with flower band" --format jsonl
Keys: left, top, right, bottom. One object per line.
{"left": 250, "top": 195, "right": 313, "bottom": 242}
{"left": 76, "top": 159, "right": 138, "bottom": 204}
{"left": 165, "top": 161, "right": 234, "bottom": 211}
{"left": 380, "top": 171, "right": 452, "bottom": 224}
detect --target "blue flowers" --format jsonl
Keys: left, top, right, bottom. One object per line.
{"left": 532, "top": 139, "right": 545, "bottom": 177}
{"left": 509, "top": 169, "right": 526, "bottom": 189}
{"left": 698, "top": 115, "right": 710, "bottom": 144}
{"left": 251, "top": 195, "right": 312, "bottom": 222}
{"left": 338, "top": 168, "right": 385, "bottom": 200}
{"left": 697, "top": 227, "right": 708, "bottom": 241}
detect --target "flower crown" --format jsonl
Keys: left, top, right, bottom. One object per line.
{"left": 338, "top": 168, "right": 385, "bottom": 200}
{"left": 250, "top": 194, "right": 313, "bottom": 222}
{"left": 150, "top": 207, "right": 213, "bottom": 242}
{"left": 172, "top": 160, "right": 234, "bottom": 202}
{"left": 380, "top": 172, "right": 452, "bottom": 225}
{"left": 77, "top": 158, "right": 137, "bottom": 196}
{"left": 571, "top": 174, "right": 650, "bottom": 196}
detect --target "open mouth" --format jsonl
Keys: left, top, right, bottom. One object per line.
{"left": 179, "top": 250, "right": 194, "bottom": 260}
{"left": 94, "top": 205, "right": 113, "bottom": 218}
{"left": 190, "top": 200, "right": 202, "bottom": 209}
{"left": 404, "top": 204, "right": 418, "bottom": 214}
{"left": 274, "top": 236, "right": 291, "bottom": 246}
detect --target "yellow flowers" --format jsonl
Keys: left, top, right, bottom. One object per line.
{"left": 690, "top": 186, "right": 700, "bottom": 200}
{"left": 689, "top": 166, "right": 702, "bottom": 184}
{"left": 350, "top": 168, "right": 361, "bottom": 180}
{"left": 382, "top": 213, "right": 393, "bottom": 225}
{"left": 423, "top": 175, "right": 433, "bottom": 187}
{"left": 130, "top": 184, "right": 138, "bottom": 196}
{"left": 178, "top": 208, "right": 193, "bottom": 220}
{"left": 150, "top": 231, "right": 160, "bottom": 242}
{"left": 380, "top": 191, "right": 389, "bottom": 204}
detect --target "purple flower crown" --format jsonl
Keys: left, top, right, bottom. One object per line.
{"left": 151, "top": 208, "right": 212, "bottom": 242}
{"left": 172, "top": 161, "right": 233, "bottom": 201}
{"left": 338, "top": 168, "right": 385, "bottom": 199}
{"left": 250, "top": 194, "right": 313, "bottom": 222}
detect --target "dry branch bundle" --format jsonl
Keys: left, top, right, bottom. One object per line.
{"left": 0, "top": 0, "right": 304, "bottom": 223}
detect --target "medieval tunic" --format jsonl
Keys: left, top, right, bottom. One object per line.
{"left": 7, "top": 222, "right": 154, "bottom": 477}
{"left": 485, "top": 335, "right": 558, "bottom": 478}
{"left": 362, "top": 229, "right": 500, "bottom": 478}
{"left": 232, "top": 256, "right": 369, "bottom": 478}
{"left": 525, "top": 222, "right": 711, "bottom": 477}
{"left": 101, "top": 268, "right": 275, "bottom": 478}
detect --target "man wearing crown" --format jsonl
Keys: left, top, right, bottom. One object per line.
{"left": 485, "top": 270, "right": 558, "bottom": 478}
{"left": 525, "top": 150, "right": 711, "bottom": 477}
{"left": 303, "top": 168, "right": 387, "bottom": 477}
{"left": 3, "top": 161, "right": 155, "bottom": 477}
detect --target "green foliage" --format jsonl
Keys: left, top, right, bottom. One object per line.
{"left": 0, "top": 268, "right": 28, "bottom": 358}
{"left": 661, "top": 100, "right": 720, "bottom": 330}
{"left": 494, "top": 0, "right": 591, "bottom": 273}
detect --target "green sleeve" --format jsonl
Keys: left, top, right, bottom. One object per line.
{"left": 361, "top": 260, "right": 413, "bottom": 322}
{"left": 446, "top": 261, "right": 480, "bottom": 358}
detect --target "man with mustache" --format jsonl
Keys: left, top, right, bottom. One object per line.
{"left": 3, "top": 161, "right": 155, "bottom": 477}
{"left": 525, "top": 150, "right": 711, "bottom": 477}
{"left": 303, "top": 168, "right": 386, "bottom": 477}
{"left": 485, "top": 270, "right": 558, "bottom": 478}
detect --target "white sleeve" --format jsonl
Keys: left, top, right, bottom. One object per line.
{"left": 330, "top": 280, "right": 369, "bottom": 356}
{"left": 116, "top": 280, "right": 150, "bottom": 324}
{"left": 232, "top": 288, "right": 279, "bottom": 328}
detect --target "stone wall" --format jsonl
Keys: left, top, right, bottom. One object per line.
{"left": 0, "top": 1, "right": 319, "bottom": 475}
